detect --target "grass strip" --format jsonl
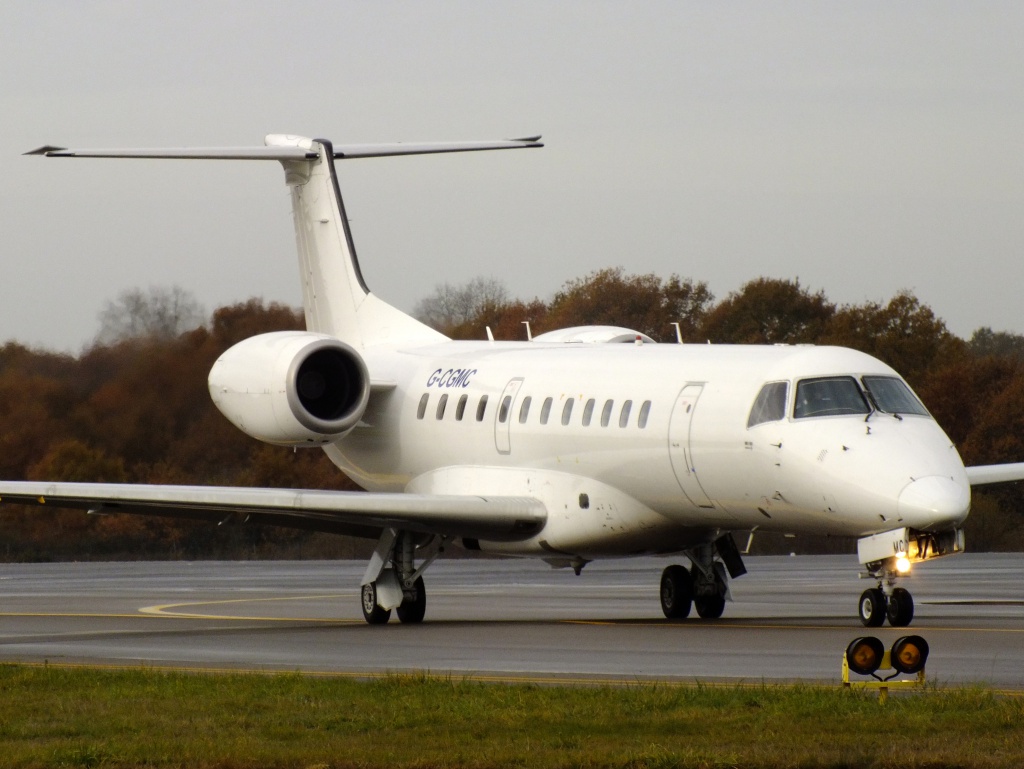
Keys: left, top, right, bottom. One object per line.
{"left": 1, "top": 664, "right": 1023, "bottom": 768}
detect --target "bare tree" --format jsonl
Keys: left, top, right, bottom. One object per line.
{"left": 969, "top": 327, "right": 1024, "bottom": 360}
{"left": 413, "top": 277, "right": 509, "bottom": 331}
{"left": 95, "top": 286, "right": 206, "bottom": 345}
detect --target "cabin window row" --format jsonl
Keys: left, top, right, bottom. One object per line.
{"left": 416, "top": 393, "right": 653, "bottom": 429}
{"left": 417, "top": 393, "right": 489, "bottom": 422}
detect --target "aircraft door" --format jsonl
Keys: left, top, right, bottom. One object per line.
{"left": 669, "top": 383, "right": 715, "bottom": 508}
{"left": 494, "top": 377, "right": 524, "bottom": 454}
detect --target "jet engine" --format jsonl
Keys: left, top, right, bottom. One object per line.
{"left": 208, "top": 331, "right": 370, "bottom": 446}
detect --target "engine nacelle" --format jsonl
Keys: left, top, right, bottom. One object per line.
{"left": 208, "top": 331, "right": 370, "bottom": 446}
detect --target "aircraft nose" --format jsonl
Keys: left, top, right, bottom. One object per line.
{"left": 898, "top": 476, "right": 970, "bottom": 529}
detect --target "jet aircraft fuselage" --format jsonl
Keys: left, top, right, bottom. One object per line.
{"left": 6, "top": 133, "right": 1015, "bottom": 629}
{"left": 322, "top": 341, "right": 968, "bottom": 559}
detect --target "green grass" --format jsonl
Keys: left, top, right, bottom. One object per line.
{"left": 1, "top": 664, "right": 1023, "bottom": 768}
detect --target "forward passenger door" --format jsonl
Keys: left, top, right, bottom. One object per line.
{"left": 669, "top": 383, "right": 714, "bottom": 508}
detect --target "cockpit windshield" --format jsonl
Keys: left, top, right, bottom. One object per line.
{"left": 861, "top": 376, "right": 930, "bottom": 417}
{"left": 747, "top": 381, "right": 789, "bottom": 428}
{"left": 793, "top": 376, "right": 870, "bottom": 419}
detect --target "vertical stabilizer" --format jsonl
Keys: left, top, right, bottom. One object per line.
{"left": 266, "top": 135, "right": 447, "bottom": 349}
{"left": 30, "top": 133, "right": 541, "bottom": 350}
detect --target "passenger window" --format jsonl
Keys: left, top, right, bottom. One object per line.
{"left": 498, "top": 394, "right": 512, "bottom": 423}
{"left": 561, "top": 398, "right": 574, "bottom": 426}
{"left": 519, "top": 396, "right": 532, "bottom": 424}
{"left": 455, "top": 394, "right": 468, "bottom": 421}
{"left": 436, "top": 393, "right": 448, "bottom": 420}
{"left": 794, "top": 377, "right": 869, "bottom": 419}
{"left": 601, "top": 399, "right": 614, "bottom": 427}
{"left": 476, "top": 395, "right": 488, "bottom": 422}
{"left": 619, "top": 400, "right": 632, "bottom": 428}
{"left": 638, "top": 400, "right": 652, "bottom": 428}
{"left": 417, "top": 393, "right": 429, "bottom": 420}
{"left": 747, "top": 382, "right": 789, "bottom": 428}
{"left": 582, "top": 398, "right": 596, "bottom": 426}
{"left": 861, "top": 376, "right": 930, "bottom": 417}
{"left": 540, "top": 397, "right": 553, "bottom": 425}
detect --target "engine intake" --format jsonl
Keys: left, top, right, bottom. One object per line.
{"left": 209, "top": 331, "right": 370, "bottom": 446}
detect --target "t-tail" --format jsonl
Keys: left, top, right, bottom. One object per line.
{"left": 27, "top": 134, "right": 542, "bottom": 349}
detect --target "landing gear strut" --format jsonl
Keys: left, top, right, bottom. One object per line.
{"left": 360, "top": 529, "right": 443, "bottom": 625}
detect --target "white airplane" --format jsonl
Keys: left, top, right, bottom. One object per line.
{"left": 5, "top": 134, "right": 1024, "bottom": 628}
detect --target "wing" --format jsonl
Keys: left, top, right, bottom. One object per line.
{"left": 965, "top": 463, "right": 1024, "bottom": 486}
{"left": 0, "top": 482, "right": 546, "bottom": 542}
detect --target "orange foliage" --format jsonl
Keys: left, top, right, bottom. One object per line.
{"left": 2, "top": 279, "right": 1023, "bottom": 558}
{"left": 0, "top": 300, "right": 340, "bottom": 560}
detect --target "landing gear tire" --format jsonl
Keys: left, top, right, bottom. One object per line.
{"left": 660, "top": 565, "right": 693, "bottom": 619}
{"left": 396, "top": 576, "right": 427, "bottom": 624}
{"left": 886, "top": 587, "right": 914, "bottom": 627}
{"left": 361, "top": 582, "right": 391, "bottom": 625}
{"left": 859, "top": 588, "right": 886, "bottom": 627}
{"left": 694, "top": 594, "right": 726, "bottom": 620}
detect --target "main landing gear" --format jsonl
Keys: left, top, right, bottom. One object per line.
{"left": 660, "top": 534, "right": 747, "bottom": 620}
{"left": 360, "top": 529, "right": 443, "bottom": 625}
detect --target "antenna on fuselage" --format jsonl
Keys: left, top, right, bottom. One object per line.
{"left": 671, "top": 322, "right": 683, "bottom": 344}
{"left": 522, "top": 321, "right": 533, "bottom": 341}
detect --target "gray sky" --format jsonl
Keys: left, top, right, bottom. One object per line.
{"left": 2, "top": 1, "right": 1023, "bottom": 351}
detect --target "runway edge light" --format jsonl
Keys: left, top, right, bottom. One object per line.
{"left": 891, "top": 635, "right": 929, "bottom": 675}
{"left": 843, "top": 635, "right": 929, "bottom": 702}
{"left": 845, "top": 637, "right": 885, "bottom": 676}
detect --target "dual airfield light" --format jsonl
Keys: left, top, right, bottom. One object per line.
{"left": 843, "top": 634, "right": 929, "bottom": 702}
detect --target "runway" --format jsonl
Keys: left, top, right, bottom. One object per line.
{"left": 1, "top": 554, "right": 1023, "bottom": 688}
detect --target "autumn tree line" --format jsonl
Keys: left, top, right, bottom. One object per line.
{"left": 2, "top": 272, "right": 1023, "bottom": 561}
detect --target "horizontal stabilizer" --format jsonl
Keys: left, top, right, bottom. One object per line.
{"left": 24, "top": 145, "right": 315, "bottom": 160}
{"left": 0, "top": 481, "right": 547, "bottom": 542}
{"left": 331, "top": 138, "right": 543, "bottom": 158}
{"left": 25, "top": 137, "right": 542, "bottom": 161}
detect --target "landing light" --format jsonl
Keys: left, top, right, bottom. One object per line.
{"left": 895, "top": 553, "right": 912, "bottom": 574}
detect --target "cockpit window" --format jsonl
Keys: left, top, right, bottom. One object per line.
{"left": 862, "top": 376, "right": 930, "bottom": 417}
{"left": 747, "top": 381, "right": 789, "bottom": 428}
{"left": 794, "top": 376, "right": 870, "bottom": 419}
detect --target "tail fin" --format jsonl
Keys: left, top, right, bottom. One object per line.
{"left": 267, "top": 134, "right": 444, "bottom": 347}
{"left": 29, "top": 134, "right": 542, "bottom": 349}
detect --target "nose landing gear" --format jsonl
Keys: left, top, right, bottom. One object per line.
{"left": 858, "top": 579, "right": 913, "bottom": 628}
{"left": 856, "top": 526, "right": 965, "bottom": 628}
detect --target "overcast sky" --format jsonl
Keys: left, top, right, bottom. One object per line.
{"left": 2, "top": 2, "right": 1022, "bottom": 351}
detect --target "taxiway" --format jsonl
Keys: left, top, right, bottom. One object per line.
{"left": 1, "top": 554, "right": 1022, "bottom": 688}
